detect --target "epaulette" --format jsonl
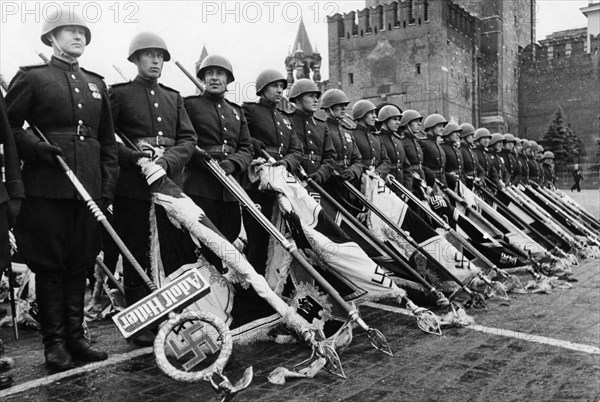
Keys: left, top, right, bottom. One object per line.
{"left": 158, "top": 83, "right": 179, "bottom": 93}
{"left": 80, "top": 67, "right": 104, "bottom": 80}
{"left": 224, "top": 97, "right": 241, "bottom": 109}
{"left": 19, "top": 63, "right": 46, "bottom": 70}
{"left": 110, "top": 81, "right": 131, "bottom": 88}
{"left": 314, "top": 114, "right": 326, "bottom": 123}
{"left": 340, "top": 116, "right": 357, "bottom": 130}
{"left": 183, "top": 94, "right": 201, "bottom": 101}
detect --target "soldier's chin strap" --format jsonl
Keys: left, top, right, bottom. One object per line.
{"left": 48, "top": 33, "right": 78, "bottom": 63}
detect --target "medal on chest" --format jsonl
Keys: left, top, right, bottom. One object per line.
{"left": 88, "top": 83, "right": 102, "bottom": 99}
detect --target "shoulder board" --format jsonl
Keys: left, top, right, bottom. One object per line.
{"left": 158, "top": 83, "right": 179, "bottom": 93}
{"left": 224, "top": 98, "right": 241, "bottom": 108}
{"left": 110, "top": 81, "right": 131, "bottom": 88}
{"left": 183, "top": 94, "right": 201, "bottom": 101}
{"left": 19, "top": 63, "right": 47, "bottom": 70}
{"left": 80, "top": 67, "right": 104, "bottom": 80}
{"left": 340, "top": 117, "right": 357, "bottom": 130}
{"left": 314, "top": 115, "right": 326, "bottom": 123}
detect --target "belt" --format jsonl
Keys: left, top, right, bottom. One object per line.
{"left": 42, "top": 125, "right": 94, "bottom": 138}
{"left": 303, "top": 153, "right": 322, "bottom": 162}
{"left": 203, "top": 144, "right": 236, "bottom": 156}
{"left": 428, "top": 168, "right": 443, "bottom": 174}
{"left": 136, "top": 136, "right": 175, "bottom": 148}
{"left": 265, "top": 146, "right": 284, "bottom": 158}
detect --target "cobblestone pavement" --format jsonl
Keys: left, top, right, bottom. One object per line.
{"left": 1, "top": 258, "right": 599, "bottom": 401}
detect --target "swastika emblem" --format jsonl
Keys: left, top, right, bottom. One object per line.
{"left": 167, "top": 320, "right": 220, "bottom": 371}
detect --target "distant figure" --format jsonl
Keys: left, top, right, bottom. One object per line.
{"left": 571, "top": 164, "right": 583, "bottom": 192}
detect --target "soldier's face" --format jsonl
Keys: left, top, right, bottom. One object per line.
{"left": 203, "top": 68, "right": 229, "bottom": 95}
{"left": 52, "top": 26, "right": 87, "bottom": 58}
{"left": 479, "top": 137, "right": 490, "bottom": 147}
{"left": 135, "top": 49, "right": 164, "bottom": 80}
{"left": 504, "top": 142, "right": 514, "bottom": 151}
{"left": 297, "top": 93, "right": 320, "bottom": 113}
{"left": 432, "top": 123, "right": 445, "bottom": 137}
{"left": 361, "top": 110, "right": 377, "bottom": 127}
{"left": 329, "top": 104, "right": 346, "bottom": 119}
{"left": 447, "top": 132, "right": 459, "bottom": 143}
{"left": 465, "top": 134, "right": 475, "bottom": 145}
{"left": 385, "top": 116, "right": 401, "bottom": 132}
{"left": 261, "top": 81, "right": 285, "bottom": 105}
{"left": 408, "top": 119, "right": 421, "bottom": 132}
{"left": 494, "top": 142, "right": 504, "bottom": 152}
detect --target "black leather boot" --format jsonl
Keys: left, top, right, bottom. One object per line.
{"left": 36, "top": 275, "right": 75, "bottom": 372}
{"left": 64, "top": 275, "right": 108, "bottom": 362}
{"left": 125, "top": 286, "right": 155, "bottom": 347}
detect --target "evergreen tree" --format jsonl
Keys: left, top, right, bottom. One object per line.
{"left": 538, "top": 105, "right": 585, "bottom": 168}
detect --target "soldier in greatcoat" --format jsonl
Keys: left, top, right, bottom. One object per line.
{"left": 378, "top": 105, "right": 406, "bottom": 185}
{"left": 399, "top": 110, "right": 425, "bottom": 194}
{"left": 420, "top": 114, "right": 447, "bottom": 189}
{"left": 440, "top": 122, "right": 463, "bottom": 191}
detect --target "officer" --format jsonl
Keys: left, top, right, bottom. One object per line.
{"left": 351, "top": 100, "right": 390, "bottom": 177}
{"left": 288, "top": 79, "right": 336, "bottom": 184}
{"left": 109, "top": 32, "right": 197, "bottom": 343}
{"left": 499, "top": 134, "right": 518, "bottom": 185}
{"left": 541, "top": 151, "right": 557, "bottom": 189}
{"left": 183, "top": 55, "right": 253, "bottom": 265}
{"left": 488, "top": 133, "right": 508, "bottom": 188}
{"left": 5, "top": 10, "right": 117, "bottom": 370}
{"left": 440, "top": 122, "right": 463, "bottom": 191}
{"left": 420, "top": 113, "right": 447, "bottom": 188}
{"left": 320, "top": 89, "right": 363, "bottom": 185}
{"left": 399, "top": 110, "right": 425, "bottom": 193}
{"left": 378, "top": 105, "right": 406, "bottom": 185}
{"left": 458, "top": 123, "right": 479, "bottom": 188}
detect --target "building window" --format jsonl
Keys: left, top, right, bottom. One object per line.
{"left": 566, "top": 43, "right": 572, "bottom": 56}
{"left": 348, "top": 73, "right": 354, "bottom": 84}
{"left": 409, "top": 0, "right": 415, "bottom": 24}
{"left": 547, "top": 45, "right": 553, "bottom": 60}
{"left": 424, "top": 0, "right": 429, "bottom": 21}
{"left": 416, "top": 63, "right": 421, "bottom": 74}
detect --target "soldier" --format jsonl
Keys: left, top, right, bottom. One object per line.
{"left": 534, "top": 143, "right": 545, "bottom": 185}
{"left": 320, "top": 89, "right": 362, "bottom": 185}
{"left": 351, "top": 100, "right": 390, "bottom": 177}
{"left": 514, "top": 138, "right": 529, "bottom": 185}
{"left": 527, "top": 140, "right": 541, "bottom": 184}
{"left": 378, "top": 105, "right": 406, "bottom": 185}
{"left": 440, "top": 122, "right": 463, "bottom": 191}
{"left": 288, "top": 79, "right": 336, "bottom": 184}
{"left": 5, "top": 11, "right": 117, "bottom": 370}
{"left": 458, "top": 123, "right": 479, "bottom": 188}
{"left": 499, "top": 134, "right": 518, "bottom": 185}
{"left": 1, "top": 91, "right": 23, "bottom": 389}
{"left": 488, "top": 133, "right": 508, "bottom": 188}
{"left": 541, "top": 151, "right": 557, "bottom": 189}
{"left": 399, "top": 110, "right": 425, "bottom": 193}
{"left": 183, "top": 55, "right": 253, "bottom": 267}
{"left": 109, "top": 32, "right": 197, "bottom": 344}
{"left": 239, "top": 69, "right": 302, "bottom": 325}
{"left": 420, "top": 113, "right": 447, "bottom": 188}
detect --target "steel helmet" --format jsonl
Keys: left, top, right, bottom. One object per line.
{"left": 197, "top": 54, "right": 235, "bottom": 83}
{"left": 542, "top": 151, "right": 555, "bottom": 160}
{"left": 41, "top": 9, "right": 91, "bottom": 46}
{"left": 521, "top": 140, "right": 531, "bottom": 149}
{"left": 255, "top": 69, "right": 287, "bottom": 95}
{"left": 474, "top": 128, "right": 492, "bottom": 141}
{"left": 537, "top": 144, "right": 544, "bottom": 152}
{"left": 288, "top": 79, "right": 321, "bottom": 102}
{"left": 529, "top": 140, "right": 538, "bottom": 148}
{"left": 503, "top": 133, "right": 516, "bottom": 143}
{"left": 442, "top": 122, "right": 461, "bottom": 137}
{"left": 489, "top": 133, "right": 505, "bottom": 146}
{"left": 320, "top": 89, "right": 349, "bottom": 109}
{"left": 459, "top": 123, "right": 475, "bottom": 138}
{"left": 127, "top": 32, "right": 171, "bottom": 62}
{"left": 399, "top": 109, "right": 423, "bottom": 126}
{"left": 351, "top": 100, "right": 377, "bottom": 121}
{"left": 378, "top": 105, "right": 402, "bottom": 122}
{"left": 423, "top": 113, "right": 447, "bottom": 131}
